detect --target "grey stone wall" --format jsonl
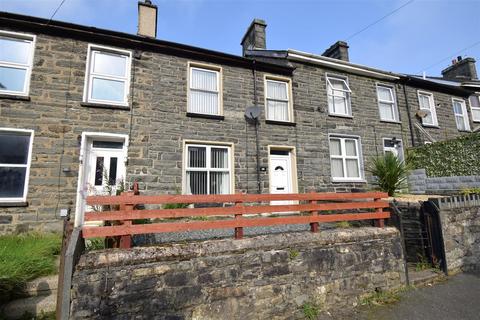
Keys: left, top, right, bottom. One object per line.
{"left": 408, "top": 168, "right": 480, "bottom": 194}
{"left": 434, "top": 195, "right": 480, "bottom": 273}
{"left": 70, "top": 228, "right": 405, "bottom": 319}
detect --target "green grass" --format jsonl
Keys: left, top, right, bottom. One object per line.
{"left": 0, "top": 233, "right": 61, "bottom": 302}
{"left": 302, "top": 301, "right": 320, "bottom": 319}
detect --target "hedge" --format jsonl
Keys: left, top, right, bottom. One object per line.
{"left": 407, "top": 132, "right": 480, "bottom": 177}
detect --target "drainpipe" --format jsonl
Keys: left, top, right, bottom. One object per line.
{"left": 252, "top": 60, "right": 262, "bottom": 194}
{"left": 402, "top": 82, "right": 416, "bottom": 147}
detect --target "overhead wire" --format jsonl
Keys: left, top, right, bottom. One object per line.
{"left": 345, "top": 0, "right": 415, "bottom": 41}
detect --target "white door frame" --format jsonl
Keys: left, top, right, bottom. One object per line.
{"left": 74, "top": 132, "right": 129, "bottom": 227}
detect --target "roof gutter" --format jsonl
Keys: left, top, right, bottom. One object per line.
{"left": 287, "top": 51, "right": 400, "bottom": 80}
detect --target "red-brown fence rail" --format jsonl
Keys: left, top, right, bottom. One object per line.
{"left": 82, "top": 191, "right": 389, "bottom": 248}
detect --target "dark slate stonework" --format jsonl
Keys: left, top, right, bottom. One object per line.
{"left": 70, "top": 228, "right": 405, "bottom": 319}
{"left": 434, "top": 196, "right": 480, "bottom": 273}
{"left": 0, "top": 21, "right": 475, "bottom": 233}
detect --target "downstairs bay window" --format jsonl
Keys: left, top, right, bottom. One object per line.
{"left": 184, "top": 143, "right": 232, "bottom": 195}
{"left": 0, "top": 128, "right": 34, "bottom": 202}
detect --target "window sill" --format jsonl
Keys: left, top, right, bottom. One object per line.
{"left": 265, "top": 120, "right": 296, "bottom": 126}
{"left": 422, "top": 124, "right": 440, "bottom": 129}
{"left": 331, "top": 179, "right": 367, "bottom": 184}
{"left": 186, "top": 112, "right": 224, "bottom": 120}
{"left": 0, "top": 201, "right": 28, "bottom": 207}
{"left": 0, "top": 93, "right": 30, "bottom": 101}
{"left": 380, "top": 119, "right": 401, "bottom": 124}
{"left": 81, "top": 102, "right": 130, "bottom": 110}
{"left": 328, "top": 113, "right": 353, "bottom": 119}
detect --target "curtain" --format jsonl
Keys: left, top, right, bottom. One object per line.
{"left": 189, "top": 68, "right": 219, "bottom": 115}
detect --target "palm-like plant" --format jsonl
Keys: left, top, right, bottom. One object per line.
{"left": 367, "top": 153, "right": 410, "bottom": 196}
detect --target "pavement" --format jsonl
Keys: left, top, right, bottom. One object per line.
{"left": 346, "top": 272, "right": 480, "bottom": 320}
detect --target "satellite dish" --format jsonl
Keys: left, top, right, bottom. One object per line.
{"left": 245, "top": 106, "right": 261, "bottom": 122}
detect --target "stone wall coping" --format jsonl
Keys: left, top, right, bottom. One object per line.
{"left": 78, "top": 227, "right": 399, "bottom": 270}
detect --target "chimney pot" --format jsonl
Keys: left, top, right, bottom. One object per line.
{"left": 138, "top": 0, "right": 158, "bottom": 38}
{"left": 442, "top": 57, "right": 478, "bottom": 80}
{"left": 241, "top": 19, "right": 267, "bottom": 56}
{"left": 322, "top": 41, "right": 349, "bottom": 62}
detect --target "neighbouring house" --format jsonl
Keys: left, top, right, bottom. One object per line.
{"left": 0, "top": 2, "right": 479, "bottom": 233}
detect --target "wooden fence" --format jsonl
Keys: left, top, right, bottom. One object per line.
{"left": 82, "top": 191, "right": 390, "bottom": 248}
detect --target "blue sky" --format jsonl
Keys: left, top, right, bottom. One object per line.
{"left": 2, "top": 0, "right": 479, "bottom": 76}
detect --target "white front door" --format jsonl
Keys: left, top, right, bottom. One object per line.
{"left": 74, "top": 134, "right": 128, "bottom": 227}
{"left": 85, "top": 140, "right": 126, "bottom": 196}
{"left": 269, "top": 153, "right": 293, "bottom": 206}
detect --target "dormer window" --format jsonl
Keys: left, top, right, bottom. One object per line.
{"left": 0, "top": 31, "right": 35, "bottom": 96}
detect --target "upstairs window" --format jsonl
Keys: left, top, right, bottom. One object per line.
{"left": 265, "top": 77, "right": 292, "bottom": 122}
{"left": 188, "top": 64, "right": 222, "bottom": 115}
{"left": 185, "top": 143, "right": 231, "bottom": 195}
{"left": 84, "top": 45, "right": 131, "bottom": 106}
{"left": 417, "top": 91, "right": 438, "bottom": 126}
{"left": 377, "top": 85, "right": 399, "bottom": 122}
{"left": 0, "top": 128, "right": 34, "bottom": 202}
{"left": 452, "top": 98, "right": 470, "bottom": 131}
{"left": 326, "top": 74, "right": 352, "bottom": 116}
{"left": 469, "top": 95, "right": 480, "bottom": 122}
{"left": 329, "top": 136, "right": 363, "bottom": 181}
{"left": 0, "top": 31, "right": 35, "bottom": 96}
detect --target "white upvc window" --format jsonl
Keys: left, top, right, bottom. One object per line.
{"left": 377, "top": 84, "right": 399, "bottom": 122}
{"left": 383, "top": 138, "right": 404, "bottom": 162}
{"left": 452, "top": 98, "right": 470, "bottom": 131}
{"left": 0, "top": 31, "right": 35, "bottom": 96}
{"left": 326, "top": 74, "right": 352, "bottom": 116}
{"left": 184, "top": 143, "right": 232, "bottom": 195}
{"left": 329, "top": 135, "right": 363, "bottom": 181}
{"left": 265, "top": 77, "right": 292, "bottom": 122}
{"left": 84, "top": 44, "right": 131, "bottom": 106}
{"left": 0, "top": 128, "right": 34, "bottom": 202}
{"left": 188, "top": 64, "right": 222, "bottom": 115}
{"left": 417, "top": 91, "right": 438, "bottom": 126}
{"left": 469, "top": 95, "right": 480, "bottom": 122}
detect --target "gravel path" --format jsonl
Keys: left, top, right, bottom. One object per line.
{"left": 132, "top": 222, "right": 340, "bottom": 246}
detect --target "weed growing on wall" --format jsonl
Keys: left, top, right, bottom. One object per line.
{"left": 408, "top": 133, "right": 480, "bottom": 177}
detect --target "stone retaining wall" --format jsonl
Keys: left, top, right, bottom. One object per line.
{"left": 433, "top": 195, "right": 480, "bottom": 273}
{"left": 70, "top": 228, "right": 405, "bottom": 319}
{"left": 408, "top": 169, "right": 480, "bottom": 195}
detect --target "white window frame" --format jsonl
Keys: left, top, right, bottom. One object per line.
{"left": 183, "top": 142, "right": 233, "bottom": 195}
{"left": 417, "top": 91, "right": 438, "bottom": 127}
{"left": 83, "top": 44, "right": 132, "bottom": 106}
{"left": 469, "top": 95, "right": 480, "bottom": 123}
{"left": 452, "top": 98, "right": 470, "bottom": 131}
{"left": 382, "top": 138, "right": 404, "bottom": 162}
{"left": 187, "top": 62, "right": 223, "bottom": 116}
{"left": 376, "top": 84, "right": 399, "bottom": 122}
{"left": 264, "top": 75, "right": 293, "bottom": 122}
{"left": 328, "top": 134, "right": 364, "bottom": 182}
{"left": 326, "top": 73, "right": 352, "bottom": 117}
{"left": 0, "top": 30, "right": 36, "bottom": 97}
{"left": 0, "top": 128, "right": 34, "bottom": 203}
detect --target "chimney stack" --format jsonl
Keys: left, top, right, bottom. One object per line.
{"left": 138, "top": 0, "right": 158, "bottom": 38}
{"left": 241, "top": 19, "right": 267, "bottom": 56}
{"left": 322, "top": 41, "right": 349, "bottom": 62}
{"left": 441, "top": 57, "right": 478, "bottom": 80}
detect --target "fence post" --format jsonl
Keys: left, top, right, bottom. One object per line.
{"left": 234, "top": 198, "right": 243, "bottom": 240}
{"left": 309, "top": 191, "right": 319, "bottom": 233}
{"left": 374, "top": 197, "right": 385, "bottom": 228}
{"left": 119, "top": 191, "right": 134, "bottom": 248}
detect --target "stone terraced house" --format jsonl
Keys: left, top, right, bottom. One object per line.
{"left": 0, "top": 2, "right": 479, "bottom": 233}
